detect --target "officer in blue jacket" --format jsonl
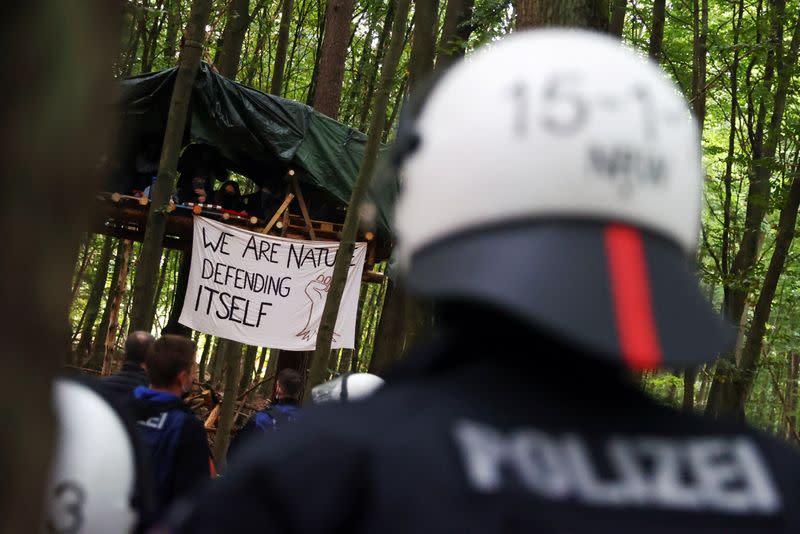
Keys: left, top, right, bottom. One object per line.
{"left": 132, "top": 335, "right": 214, "bottom": 519}
{"left": 227, "top": 368, "right": 302, "bottom": 463}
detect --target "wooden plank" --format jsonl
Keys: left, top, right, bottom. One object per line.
{"left": 261, "top": 193, "right": 295, "bottom": 234}
{"left": 291, "top": 175, "right": 317, "bottom": 240}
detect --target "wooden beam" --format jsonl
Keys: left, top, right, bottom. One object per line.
{"left": 291, "top": 175, "right": 317, "bottom": 240}
{"left": 261, "top": 193, "right": 295, "bottom": 234}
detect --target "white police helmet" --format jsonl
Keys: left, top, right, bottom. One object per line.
{"left": 311, "top": 373, "right": 385, "bottom": 404}
{"left": 392, "top": 30, "right": 733, "bottom": 370}
{"left": 44, "top": 379, "right": 145, "bottom": 533}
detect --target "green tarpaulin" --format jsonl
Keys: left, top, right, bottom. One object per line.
{"left": 117, "top": 63, "right": 394, "bottom": 232}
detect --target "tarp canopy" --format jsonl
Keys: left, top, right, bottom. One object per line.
{"left": 117, "top": 63, "right": 394, "bottom": 232}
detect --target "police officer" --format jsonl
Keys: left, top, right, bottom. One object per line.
{"left": 132, "top": 335, "right": 214, "bottom": 520}
{"left": 46, "top": 377, "right": 155, "bottom": 533}
{"left": 227, "top": 368, "right": 303, "bottom": 462}
{"left": 170, "top": 30, "right": 800, "bottom": 533}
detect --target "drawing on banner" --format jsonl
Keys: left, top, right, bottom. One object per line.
{"left": 296, "top": 275, "right": 340, "bottom": 342}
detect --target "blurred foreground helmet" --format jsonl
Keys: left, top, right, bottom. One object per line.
{"left": 45, "top": 378, "right": 148, "bottom": 534}
{"left": 392, "top": 29, "right": 732, "bottom": 370}
{"left": 311, "top": 373, "right": 385, "bottom": 404}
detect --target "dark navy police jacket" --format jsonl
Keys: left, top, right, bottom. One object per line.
{"left": 170, "top": 317, "right": 800, "bottom": 533}
{"left": 227, "top": 399, "right": 301, "bottom": 462}
{"left": 132, "top": 386, "right": 213, "bottom": 518}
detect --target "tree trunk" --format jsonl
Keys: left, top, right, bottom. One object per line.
{"left": 270, "top": 0, "right": 294, "bottom": 95}
{"left": 648, "top": 0, "right": 666, "bottom": 62}
{"left": 216, "top": 0, "right": 251, "bottom": 79}
{"left": 239, "top": 345, "right": 259, "bottom": 392}
{"left": 515, "top": 0, "right": 608, "bottom": 31}
{"left": 724, "top": 168, "right": 800, "bottom": 420}
{"left": 706, "top": 5, "right": 800, "bottom": 418}
{"left": 690, "top": 0, "right": 708, "bottom": 130}
{"left": 307, "top": 0, "right": 412, "bottom": 392}
{"left": 199, "top": 334, "right": 213, "bottom": 381}
{"left": 164, "top": 0, "right": 181, "bottom": 65}
{"left": 212, "top": 341, "right": 244, "bottom": 473}
{"left": 305, "top": 0, "right": 327, "bottom": 106}
{"left": 370, "top": 279, "right": 405, "bottom": 375}
{"left": 608, "top": 0, "right": 626, "bottom": 37}
{"left": 408, "top": 0, "right": 438, "bottom": 91}
{"left": 785, "top": 352, "right": 799, "bottom": 441}
{"left": 75, "top": 236, "right": 115, "bottom": 364}
{"left": 102, "top": 240, "right": 133, "bottom": 376}
{"left": 129, "top": 0, "right": 212, "bottom": 334}
{"left": 149, "top": 249, "right": 173, "bottom": 327}
{"left": 359, "top": 1, "right": 395, "bottom": 131}
{"left": 88, "top": 239, "right": 123, "bottom": 370}
{"left": 0, "top": 1, "right": 118, "bottom": 530}
{"left": 70, "top": 238, "right": 93, "bottom": 308}
{"left": 682, "top": 368, "right": 696, "bottom": 411}
{"left": 253, "top": 347, "right": 267, "bottom": 388}
{"left": 163, "top": 251, "right": 192, "bottom": 336}
{"left": 313, "top": 0, "right": 355, "bottom": 118}
{"left": 211, "top": 338, "right": 228, "bottom": 387}
{"left": 436, "top": 0, "right": 474, "bottom": 67}
{"left": 260, "top": 348, "right": 280, "bottom": 396}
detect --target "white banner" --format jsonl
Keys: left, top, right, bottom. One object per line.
{"left": 179, "top": 216, "right": 367, "bottom": 350}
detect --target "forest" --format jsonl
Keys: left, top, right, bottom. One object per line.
{"left": 60, "top": 0, "right": 800, "bottom": 450}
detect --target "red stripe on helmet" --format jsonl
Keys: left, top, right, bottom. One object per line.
{"left": 604, "top": 224, "right": 662, "bottom": 370}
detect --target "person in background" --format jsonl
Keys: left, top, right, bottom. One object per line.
{"left": 132, "top": 335, "right": 214, "bottom": 519}
{"left": 100, "top": 331, "right": 154, "bottom": 401}
{"left": 227, "top": 368, "right": 302, "bottom": 462}
{"left": 215, "top": 180, "right": 244, "bottom": 212}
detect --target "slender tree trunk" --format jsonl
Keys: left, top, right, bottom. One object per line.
{"left": 129, "top": 0, "right": 212, "bottom": 334}
{"left": 0, "top": 1, "right": 119, "bottom": 529}
{"left": 216, "top": 0, "right": 251, "bottom": 79}
{"left": 370, "top": 279, "right": 405, "bottom": 375}
{"left": 682, "top": 369, "right": 696, "bottom": 411}
{"left": 313, "top": 0, "right": 355, "bottom": 117}
{"left": 725, "top": 169, "right": 800, "bottom": 420}
{"left": 149, "top": 249, "right": 172, "bottom": 326}
{"left": 609, "top": 0, "right": 627, "bottom": 37}
{"left": 648, "top": 0, "right": 666, "bottom": 62}
{"left": 88, "top": 239, "right": 123, "bottom": 370}
{"left": 707, "top": 5, "right": 800, "bottom": 418}
{"left": 239, "top": 345, "right": 259, "bottom": 392}
{"left": 199, "top": 335, "right": 213, "bottom": 381}
{"left": 163, "top": 251, "right": 192, "bottom": 336}
{"left": 691, "top": 0, "right": 708, "bottom": 129}
{"left": 270, "top": 0, "right": 294, "bottom": 94}
{"left": 253, "top": 347, "right": 267, "bottom": 386}
{"left": 408, "top": 0, "right": 438, "bottom": 91}
{"left": 383, "top": 76, "right": 407, "bottom": 142}
{"left": 305, "top": 0, "right": 327, "bottom": 106}
{"left": 359, "top": 0, "right": 394, "bottom": 131}
{"left": 260, "top": 348, "right": 280, "bottom": 396}
{"left": 212, "top": 341, "right": 244, "bottom": 473}
{"left": 70, "top": 238, "right": 93, "bottom": 308}
{"left": 437, "top": 0, "right": 475, "bottom": 67}
{"left": 211, "top": 338, "right": 228, "bottom": 387}
{"left": 308, "top": 0, "right": 412, "bottom": 392}
{"left": 785, "top": 352, "right": 799, "bottom": 441}
{"left": 164, "top": 0, "right": 181, "bottom": 64}
{"left": 102, "top": 240, "right": 133, "bottom": 376}
{"left": 515, "top": 0, "right": 608, "bottom": 30}
{"left": 76, "top": 236, "right": 115, "bottom": 364}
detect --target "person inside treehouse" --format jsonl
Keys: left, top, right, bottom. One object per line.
{"left": 215, "top": 180, "right": 245, "bottom": 213}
